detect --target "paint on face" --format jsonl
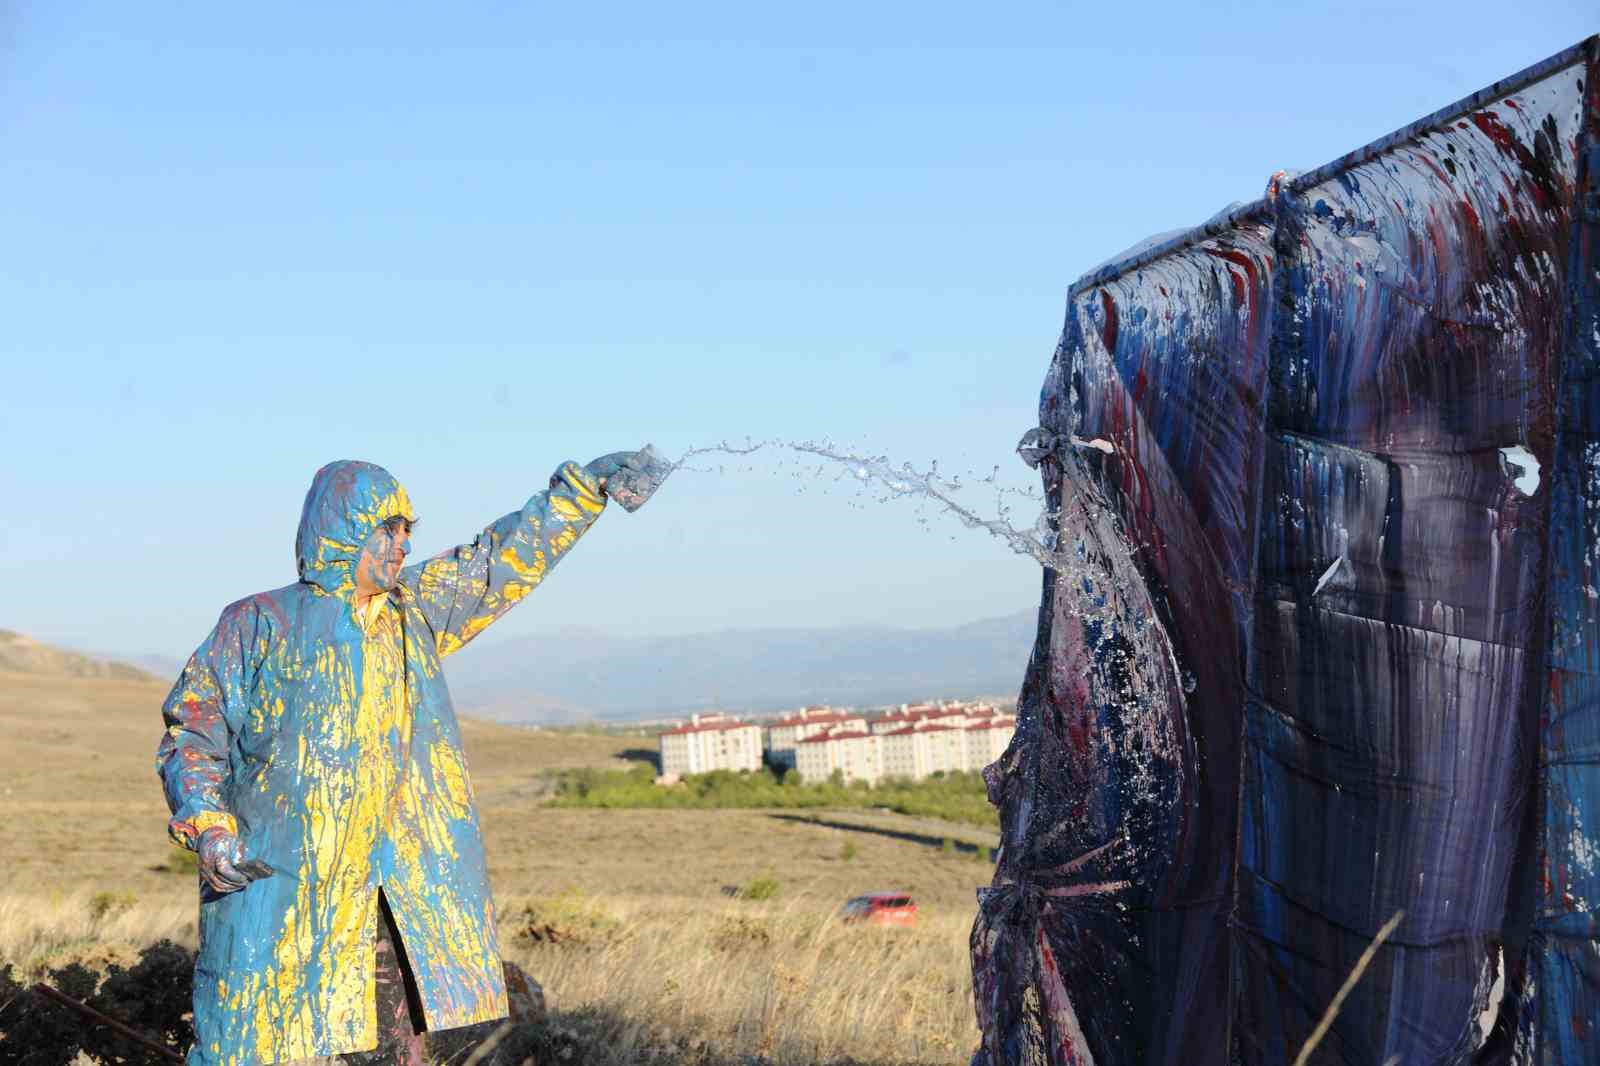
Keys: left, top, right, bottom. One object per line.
{"left": 358, "top": 517, "right": 414, "bottom": 593}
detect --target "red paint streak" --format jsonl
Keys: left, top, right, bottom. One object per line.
{"left": 1066, "top": 713, "right": 1089, "bottom": 756}
{"left": 1470, "top": 107, "right": 1557, "bottom": 210}
{"left": 1099, "top": 289, "right": 1119, "bottom": 353}
{"left": 1459, "top": 197, "right": 1481, "bottom": 235}
{"left": 1204, "top": 247, "right": 1260, "bottom": 313}
{"left": 1038, "top": 931, "right": 1059, "bottom": 979}
{"left": 1204, "top": 247, "right": 1258, "bottom": 282}
{"left": 1471, "top": 110, "right": 1522, "bottom": 157}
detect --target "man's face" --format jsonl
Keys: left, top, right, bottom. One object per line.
{"left": 354, "top": 516, "right": 413, "bottom": 595}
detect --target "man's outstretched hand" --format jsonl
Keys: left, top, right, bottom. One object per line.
{"left": 583, "top": 446, "right": 671, "bottom": 512}
{"left": 197, "top": 825, "right": 273, "bottom": 893}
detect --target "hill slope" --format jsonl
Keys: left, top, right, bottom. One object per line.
{"left": 0, "top": 629, "right": 157, "bottom": 681}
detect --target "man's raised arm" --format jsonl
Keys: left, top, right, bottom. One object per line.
{"left": 401, "top": 450, "right": 664, "bottom": 658}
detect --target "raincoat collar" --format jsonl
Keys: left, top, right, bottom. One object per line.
{"left": 294, "top": 460, "right": 414, "bottom": 601}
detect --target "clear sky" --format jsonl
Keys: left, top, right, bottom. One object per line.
{"left": 2, "top": 3, "right": 1593, "bottom": 661}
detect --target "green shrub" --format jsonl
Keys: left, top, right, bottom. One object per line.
{"left": 511, "top": 891, "right": 628, "bottom": 947}
{"left": 840, "top": 841, "right": 858, "bottom": 862}
{"left": 546, "top": 766, "right": 998, "bottom": 827}
{"left": 738, "top": 873, "right": 781, "bottom": 901}
{"left": 711, "top": 913, "right": 773, "bottom": 951}
{"left": 940, "top": 837, "right": 955, "bottom": 856}
{"left": 88, "top": 891, "right": 137, "bottom": 921}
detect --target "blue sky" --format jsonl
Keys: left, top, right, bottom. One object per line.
{"left": 2, "top": 3, "right": 1593, "bottom": 660}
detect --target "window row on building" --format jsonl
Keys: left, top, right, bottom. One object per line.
{"left": 658, "top": 702, "right": 1016, "bottom": 782}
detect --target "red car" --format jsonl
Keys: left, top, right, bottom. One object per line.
{"left": 840, "top": 892, "right": 918, "bottom": 927}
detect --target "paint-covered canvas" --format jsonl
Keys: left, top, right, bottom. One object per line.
{"left": 974, "top": 36, "right": 1600, "bottom": 1066}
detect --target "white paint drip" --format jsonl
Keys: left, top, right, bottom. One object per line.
{"left": 1313, "top": 556, "right": 1345, "bottom": 598}
{"left": 1477, "top": 945, "right": 1506, "bottom": 1045}
{"left": 1500, "top": 446, "right": 1541, "bottom": 495}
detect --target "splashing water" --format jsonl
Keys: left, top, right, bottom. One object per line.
{"left": 670, "top": 435, "right": 1186, "bottom": 744}
{"left": 666, "top": 435, "right": 1149, "bottom": 598}
{"left": 671, "top": 435, "right": 1191, "bottom": 919}
{"left": 675, "top": 438, "right": 1059, "bottom": 563}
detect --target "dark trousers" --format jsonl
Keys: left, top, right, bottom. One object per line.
{"left": 337, "top": 891, "right": 426, "bottom": 1066}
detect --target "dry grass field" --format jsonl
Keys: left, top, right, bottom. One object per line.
{"left": 0, "top": 671, "right": 995, "bottom": 1064}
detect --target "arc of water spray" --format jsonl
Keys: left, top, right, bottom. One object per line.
{"left": 672, "top": 438, "right": 1064, "bottom": 569}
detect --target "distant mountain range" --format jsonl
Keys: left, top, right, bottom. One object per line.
{"left": 8, "top": 605, "right": 1043, "bottom": 723}
{"left": 442, "top": 607, "right": 1040, "bottom": 723}
{"left": 0, "top": 629, "right": 157, "bottom": 682}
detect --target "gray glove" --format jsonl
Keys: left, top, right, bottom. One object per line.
{"left": 197, "top": 826, "right": 273, "bottom": 893}
{"left": 584, "top": 445, "right": 672, "bottom": 512}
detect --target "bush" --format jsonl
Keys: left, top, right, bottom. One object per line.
{"left": 546, "top": 766, "right": 998, "bottom": 827}
{"left": 88, "top": 891, "right": 137, "bottom": 922}
{"left": 511, "top": 892, "right": 628, "bottom": 948}
{"left": 940, "top": 837, "right": 955, "bottom": 856}
{"left": 840, "top": 841, "right": 858, "bottom": 862}
{"left": 710, "top": 914, "right": 773, "bottom": 951}
{"left": 738, "top": 873, "right": 781, "bottom": 902}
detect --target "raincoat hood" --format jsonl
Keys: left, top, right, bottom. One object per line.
{"left": 294, "top": 460, "right": 414, "bottom": 597}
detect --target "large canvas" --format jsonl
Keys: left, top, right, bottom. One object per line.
{"left": 974, "top": 37, "right": 1600, "bottom": 1066}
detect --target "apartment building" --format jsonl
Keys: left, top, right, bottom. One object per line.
{"left": 879, "top": 723, "right": 960, "bottom": 779}
{"left": 658, "top": 713, "right": 763, "bottom": 776}
{"left": 764, "top": 706, "right": 868, "bottom": 768}
{"left": 794, "top": 727, "right": 882, "bottom": 785}
{"left": 878, "top": 713, "right": 1017, "bottom": 779}
{"left": 964, "top": 715, "right": 1017, "bottom": 771}
{"left": 871, "top": 701, "right": 1004, "bottom": 735}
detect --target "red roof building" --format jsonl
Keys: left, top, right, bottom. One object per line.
{"left": 658, "top": 714, "right": 762, "bottom": 775}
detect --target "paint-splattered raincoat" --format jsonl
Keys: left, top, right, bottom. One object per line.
{"left": 158, "top": 459, "right": 609, "bottom": 1065}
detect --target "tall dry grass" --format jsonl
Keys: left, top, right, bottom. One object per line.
{"left": 0, "top": 891, "right": 196, "bottom": 976}
{"left": 2, "top": 887, "right": 976, "bottom": 1065}
{"left": 500, "top": 889, "right": 976, "bottom": 1064}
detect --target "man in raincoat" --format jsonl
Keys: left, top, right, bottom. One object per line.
{"left": 157, "top": 450, "right": 665, "bottom": 1066}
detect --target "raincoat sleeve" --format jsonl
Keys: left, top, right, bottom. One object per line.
{"left": 402, "top": 460, "right": 608, "bottom": 657}
{"left": 156, "top": 600, "right": 269, "bottom": 850}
